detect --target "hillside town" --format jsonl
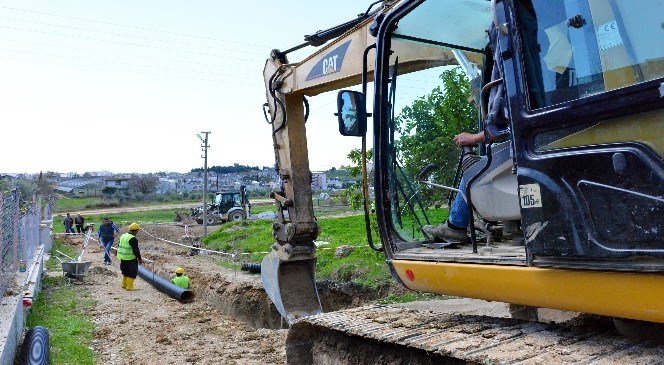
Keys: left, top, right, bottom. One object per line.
{"left": 0, "top": 165, "right": 358, "bottom": 199}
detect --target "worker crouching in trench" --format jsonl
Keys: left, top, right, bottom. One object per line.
{"left": 117, "top": 222, "right": 143, "bottom": 291}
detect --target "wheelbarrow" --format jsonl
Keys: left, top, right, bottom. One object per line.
{"left": 54, "top": 250, "right": 92, "bottom": 283}
{"left": 60, "top": 261, "right": 92, "bottom": 282}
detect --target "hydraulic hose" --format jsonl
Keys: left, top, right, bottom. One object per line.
{"left": 137, "top": 265, "right": 194, "bottom": 303}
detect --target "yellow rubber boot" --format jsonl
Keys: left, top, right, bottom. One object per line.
{"left": 125, "top": 277, "right": 139, "bottom": 291}
{"left": 122, "top": 276, "right": 127, "bottom": 289}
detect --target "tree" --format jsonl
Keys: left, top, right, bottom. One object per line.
{"left": 129, "top": 174, "right": 159, "bottom": 195}
{"left": 395, "top": 67, "right": 478, "bottom": 190}
{"left": 35, "top": 171, "right": 55, "bottom": 198}
{"left": 341, "top": 148, "right": 373, "bottom": 210}
{"left": 102, "top": 186, "right": 117, "bottom": 198}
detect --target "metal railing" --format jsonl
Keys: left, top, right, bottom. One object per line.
{"left": 0, "top": 189, "right": 50, "bottom": 298}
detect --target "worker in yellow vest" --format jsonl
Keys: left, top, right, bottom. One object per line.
{"left": 171, "top": 267, "right": 190, "bottom": 289}
{"left": 116, "top": 222, "right": 143, "bottom": 291}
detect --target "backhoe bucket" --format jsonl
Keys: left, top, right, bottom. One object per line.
{"left": 174, "top": 212, "right": 196, "bottom": 225}
{"left": 261, "top": 251, "right": 322, "bottom": 324}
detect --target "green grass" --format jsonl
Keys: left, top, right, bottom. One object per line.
{"left": 47, "top": 240, "right": 79, "bottom": 269}
{"left": 53, "top": 196, "right": 200, "bottom": 213}
{"left": 52, "top": 209, "right": 188, "bottom": 233}
{"left": 25, "top": 240, "right": 95, "bottom": 365}
{"left": 249, "top": 203, "right": 276, "bottom": 215}
{"left": 204, "top": 220, "right": 273, "bottom": 261}
{"left": 202, "top": 214, "right": 394, "bottom": 288}
{"left": 54, "top": 197, "right": 101, "bottom": 213}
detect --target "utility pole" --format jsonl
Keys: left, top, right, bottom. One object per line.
{"left": 197, "top": 132, "right": 211, "bottom": 238}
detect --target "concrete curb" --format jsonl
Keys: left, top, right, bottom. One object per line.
{"left": 0, "top": 226, "right": 49, "bottom": 365}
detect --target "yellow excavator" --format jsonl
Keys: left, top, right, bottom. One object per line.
{"left": 261, "top": 0, "right": 664, "bottom": 363}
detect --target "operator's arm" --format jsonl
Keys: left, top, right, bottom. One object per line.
{"left": 454, "top": 132, "right": 484, "bottom": 147}
{"left": 454, "top": 128, "right": 507, "bottom": 147}
{"left": 129, "top": 237, "right": 142, "bottom": 263}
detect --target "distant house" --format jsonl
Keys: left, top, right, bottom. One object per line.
{"left": 155, "top": 178, "right": 177, "bottom": 194}
{"left": 311, "top": 172, "right": 327, "bottom": 191}
{"left": 103, "top": 176, "right": 131, "bottom": 191}
{"left": 56, "top": 177, "right": 104, "bottom": 197}
{"left": 327, "top": 178, "right": 344, "bottom": 190}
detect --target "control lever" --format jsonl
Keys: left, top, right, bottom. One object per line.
{"left": 418, "top": 163, "right": 438, "bottom": 182}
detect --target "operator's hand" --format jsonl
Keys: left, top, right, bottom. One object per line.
{"left": 453, "top": 132, "right": 483, "bottom": 147}
{"left": 138, "top": 258, "right": 144, "bottom": 265}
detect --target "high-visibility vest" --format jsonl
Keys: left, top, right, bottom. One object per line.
{"left": 116, "top": 233, "right": 136, "bottom": 260}
{"left": 171, "top": 275, "right": 190, "bottom": 289}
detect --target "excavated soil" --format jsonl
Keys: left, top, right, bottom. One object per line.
{"left": 54, "top": 223, "right": 390, "bottom": 365}
{"left": 55, "top": 224, "right": 288, "bottom": 365}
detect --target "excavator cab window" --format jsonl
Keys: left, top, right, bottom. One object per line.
{"left": 519, "top": 0, "right": 664, "bottom": 109}
{"left": 375, "top": 1, "right": 491, "bottom": 244}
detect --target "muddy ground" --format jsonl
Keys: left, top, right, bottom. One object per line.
{"left": 55, "top": 223, "right": 289, "bottom": 365}
{"left": 54, "top": 222, "right": 397, "bottom": 364}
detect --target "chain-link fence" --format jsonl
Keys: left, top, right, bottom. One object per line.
{"left": 0, "top": 189, "right": 50, "bottom": 299}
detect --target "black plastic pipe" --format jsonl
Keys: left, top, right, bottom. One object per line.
{"left": 241, "top": 262, "right": 261, "bottom": 274}
{"left": 21, "top": 326, "right": 49, "bottom": 365}
{"left": 137, "top": 265, "right": 194, "bottom": 303}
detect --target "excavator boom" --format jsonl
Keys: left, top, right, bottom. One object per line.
{"left": 260, "top": 0, "right": 461, "bottom": 322}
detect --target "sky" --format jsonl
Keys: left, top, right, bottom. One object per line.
{"left": 0, "top": 0, "right": 378, "bottom": 174}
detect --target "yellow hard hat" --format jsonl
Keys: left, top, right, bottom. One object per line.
{"left": 128, "top": 222, "right": 140, "bottom": 230}
{"left": 175, "top": 267, "right": 185, "bottom": 274}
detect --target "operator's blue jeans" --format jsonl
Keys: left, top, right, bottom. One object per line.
{"left": 101, "top": 239, "right": 113, "bottom": 264}
{"left": 448, "top": 177, "right": 469, "bottom": 229}
{"left": 65, "top": 224, "right": 76, "bottom": 234}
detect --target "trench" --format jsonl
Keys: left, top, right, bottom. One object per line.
{"left": 150, "top": 266, "right": 384, "bottom": 330}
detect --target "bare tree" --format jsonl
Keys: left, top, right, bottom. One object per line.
{"left": 129, "top": 174, "right": 160, "bottom": 194}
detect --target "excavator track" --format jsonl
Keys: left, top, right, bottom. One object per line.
{"left": 286, "top": 304, "right": 664, "bottom": 364}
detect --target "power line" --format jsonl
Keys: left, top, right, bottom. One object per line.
{"left": 110, "top": 0, "right": 306, "bottom": 37}
{"left": 0, "top": 25, "right": 263, "bottom": 62}
{"left": 0, "top": 16, "right": 266, "bottom": 55}
{"left": 0, "top": 47, "right": 261, "bottom": 80}
{"left": 0, "top": 55, "right": 263, "bottom": 86}
{"left": 0, "top": 5, "right": 274, "bottom": 50}
{"left": 0, "top": 37, "right": 259, "bottom": 72}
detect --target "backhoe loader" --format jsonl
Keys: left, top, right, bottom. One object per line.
{"left": 176, "top": 186, "right": 250, "bottom": 225}
{"left": 261, "top": 0, "right": 664, "bottom": 363}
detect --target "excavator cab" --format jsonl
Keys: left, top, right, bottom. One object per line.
{"left": 370, "top": 0, "right": 663, "bottom": 321}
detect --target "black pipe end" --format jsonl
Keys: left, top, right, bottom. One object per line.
{"left": 21, "top": 326, "right": 50, "bottom": 365}
{"left": 180, "top": 290, "right": 195, "bottom": 303}
{"left": 241, "top": 262, "right": 261, "bottom": 274}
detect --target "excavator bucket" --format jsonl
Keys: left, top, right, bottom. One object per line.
{"left": 261, "top": 251, "right": 322, "bottom": 324}
{"left": 174, "top": 212, "right": 196, "bottom": 225}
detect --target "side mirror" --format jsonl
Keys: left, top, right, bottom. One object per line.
{"left": 336, "top": 90, "right": 367, "bottom": 137}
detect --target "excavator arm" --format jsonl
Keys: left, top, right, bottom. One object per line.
{"left": 261, "top": 0, "right": 468, "bottom": 323}
{"left": 260, "top": 5, "right": 385, "bottom": 323}
{"left": 260, "top": 0, "right": 467, "bottom": 323}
